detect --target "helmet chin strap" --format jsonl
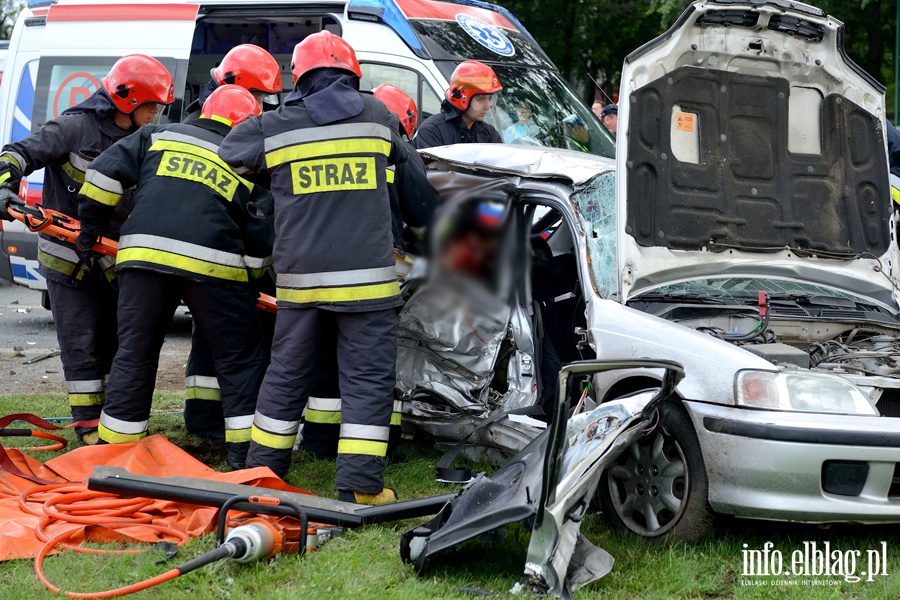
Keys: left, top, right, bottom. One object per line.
{"left": 128, "top": 112, "right": 140, "bottom": 130}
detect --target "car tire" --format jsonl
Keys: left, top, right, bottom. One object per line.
{"left": 596, "top": 400, "right": 715, "bottom": 544}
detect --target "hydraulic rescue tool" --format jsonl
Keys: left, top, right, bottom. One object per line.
{"left": 2, "top": 191, "right": 278, "bottom": 313}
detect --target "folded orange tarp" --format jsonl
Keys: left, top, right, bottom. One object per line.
{"left": 0, "top": 435, "right": 309, "bottom": 561}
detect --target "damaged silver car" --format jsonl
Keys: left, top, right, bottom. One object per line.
{"left": 398, "top": 0, "right": 900, "bottom": 544}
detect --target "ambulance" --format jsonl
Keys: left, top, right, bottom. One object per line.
{"left": 0, "top": 0, "right": 615, "bottom": 292}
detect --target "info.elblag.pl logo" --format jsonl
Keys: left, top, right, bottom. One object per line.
{"left": 741, "top": 541, "right": 888, "bottom": 585}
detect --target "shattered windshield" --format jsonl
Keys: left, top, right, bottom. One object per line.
{"left": 571, "top": 171, "right": 617, "bottom": 298}
{"left": 433, "top": 61, "right": 616, "bottom": 158}
{"left": 647, "top": 278, "right": 871, "bottom": 304}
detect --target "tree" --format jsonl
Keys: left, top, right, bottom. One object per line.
{"left": 2, "top": 0, "right": 25, "bottom": 40}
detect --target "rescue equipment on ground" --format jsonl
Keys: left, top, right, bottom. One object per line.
{"left": 3, "top": 196, "right": 277, "bottom": 313}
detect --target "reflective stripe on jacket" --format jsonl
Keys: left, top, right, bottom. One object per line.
{"left": 219, "top": 93, "right": 410, "bottom": 311}
{"left": 78, "top": 119, "right": 274, "bottom": 285}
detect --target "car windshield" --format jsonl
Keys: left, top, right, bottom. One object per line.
{"left": 433, "top": 61, "right": 615, "bottom": 158}
{"left": 646, "top": 278, "right": 871, "bottom": 304}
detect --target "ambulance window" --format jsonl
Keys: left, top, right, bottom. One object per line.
{"left": 32, "top": 56, "right": 178, "bottom": 130}
{"left": 359, "top": 63, "right": 441, "bottom": 121}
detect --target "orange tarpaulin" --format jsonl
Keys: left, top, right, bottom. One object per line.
{"left": 0, "top": 435, "right": 310, "bottom": 561}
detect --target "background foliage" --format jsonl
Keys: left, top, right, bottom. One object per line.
{"left": 501, "top": 0, "right": 900, "bottom": 119}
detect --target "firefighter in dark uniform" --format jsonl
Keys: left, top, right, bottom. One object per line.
{"left": 180, "top": 44, "right": 282, "bottom": 443}
{"left": 302, "top": 83, "right": 438, "bottom": 462}
{"left": 77, "top": 85, "right": 272, "bottom": 469}
{"left": 219, "top": 31, "right": 412, "bottom": 504}
{"left": 0, "top": 55, "right": 174, "bottom": 444}
{"left": 412, "top": 60, "right": 503, "bottom": 149}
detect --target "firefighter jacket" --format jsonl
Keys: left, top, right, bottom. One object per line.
{"left": 412, "top": 99, "right": 502, "bottom": 149}
{"left": 78, "top": 119, "right": 273, "bottom": 285}
{"left": 219, "top": 89, "right": 411, "bottom": 312}
{"left": 388, "top": 145, "right": 438, "bottom": 252}
{"left": 0, "top": 90, "right": 133, "bottom": 285}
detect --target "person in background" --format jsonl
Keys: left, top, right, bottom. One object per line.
{"left": 181, "top": 43, "right": 282, "bottom": 443}
{"left": 562, "top": 114, "right": 590, "bottom": 153}
{"left": 77, "top": 85, "right": 271, "bottom": 469}
{"left": 219, "top": 31, "right": 412, "bottom": 504}
{"left": 600, "top": 103, "right": 618, "bottom": 136}
{"left": 184, "top": 44, "right": 282, "bottom": 121}
{"left": 412, "top": 60, "right": 502, "bottom": 148}
{"left": 503, "top": 102, "right": 541, "bottom": 144}
{"left": 0, "top": 55, "right": 173, "bottom": 445}
{"left": 591, "top": 101, "right": 604, "bottom": 120}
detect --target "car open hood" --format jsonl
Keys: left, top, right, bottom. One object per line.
{"left": 617, "top": 0, "right": 900, "bottom": 308}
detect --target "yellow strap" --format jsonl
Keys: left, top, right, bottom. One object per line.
{"left": 118, "top": 247, "right": 249, "bottom": 282}
{"left": 226, "top": 428, "right": 252, "bottom": 443}
{"left": 185, "top": 388, "right": 222, "bottom": 401}
{"left": 98, "top": 423, "right": 148, "bottom": 444}
{"left": 68, "top": 392, "right": 104, "bottom": 407}
{"left": 266, "top": 138, "right": 391, "bottom": 168}
{"left": 251, "top": 424, "right": 296, "bottom": 450}
{"left": 305, "top": 408, "right": 343, "bottom": 425}
{"left": 80, "top": 181, "right": 122, "bottom": 207}
{"left": 277, "top": 280, "right": 400, "bottom": 304}
{"left": 338, "top": 439, "right": 388, "bottom": 457}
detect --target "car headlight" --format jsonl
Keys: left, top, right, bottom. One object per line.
{"left": 735, "top": 370, "right": 879, "bottom": 416}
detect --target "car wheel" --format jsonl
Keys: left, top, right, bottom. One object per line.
{"left": 596, "top": 400, "right": 715, "bottom": 543}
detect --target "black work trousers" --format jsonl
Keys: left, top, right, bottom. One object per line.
{"left": 99, "top": 270, "right": 265, "bottom": 465}
{"left": 46, "top": 273, "right": 118, "bottom": 436}
{"left": 246, "top": 307, "right": 396, "bottom": 491}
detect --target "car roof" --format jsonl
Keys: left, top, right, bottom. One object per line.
{"left": 419, "top": 143, "right": 615, "bottom": 185}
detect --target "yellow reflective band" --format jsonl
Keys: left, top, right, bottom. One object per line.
{"left": 277, "top": 280, "right": 400, "bottom": 304}
{"left": 226, "top": 428, "right": 252, "bottom": 443}
{"left": 98, "top": 423, "right": 147, "bottom": 444}
{"left": 62, "top": 161, "right": 86, "bottom": 184}
{"left": 80, "top": 181, "right": 121, "bottom": 207}
{"left": 291, "top": 156, "right": 377, "bottom": 195}
{"left": 266, "top": 138, "right": 391, "bottom": 168}
{"left": 390, "top": 412, "right": 402, "bottom": 426}
{"left": 38, "top": 249, "right": 83, "bottom": 279}
{"left": 156, "top": 150, "right": 240, "bottom": 201}
{"left": 185, "top": 388, "right": 222, "bottom": 401}
{"left": 251, "top": 424, "right": 296, "bottom": 449}
{"left": 892, "top": 185, "right": 900, "bottom": 206}
{"left": 338, "top": 439, "right": 388, "bottom": 457}
{"left": 69, "top": 392, "right": 104, "bottom": 407}
{"left": 386, "top": 167, "right": 395, "bottom": 184}
{"left": 208, "top": 114, "right": 233, "bottom": 127}
{"left": 149, "top": 139, "right": 253, "bottom": 190}
{"left": 305, "top": 408, "right": 342, "bottom": 425}
{"left": 118, "top": 247, "right": 249, "bottom": 282}
{"left": 0, "top": 172, "right": 10, "bottom": 184}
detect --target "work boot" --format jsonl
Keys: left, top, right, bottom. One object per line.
{"left": 226, "top": 441, "right": 250, "bottom": 470}
{"left": 80, "top": 430, "right": 100, "bottom": 445}
{"left": 338, "top": 487, "right": 398, "bottom": 505}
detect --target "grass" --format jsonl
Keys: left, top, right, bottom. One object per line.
{"left": 1, "top": 392, "right": 900, "bottom": 599}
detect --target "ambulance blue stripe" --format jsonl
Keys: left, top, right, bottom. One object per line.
{"left": 12, "top": 62, "right": 36, "bottom": 142}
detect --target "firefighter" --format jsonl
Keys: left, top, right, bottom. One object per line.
{"left": 0, "top": 55, "right": 173, "bottom": 444}
{"left": 184, "top": 43, "right": 283, "bottom": 120}
{"left": 77, "top": 85, "right": 272, "bottom": 469}
{"left": 412, "top": 60, "right": 502, "bottom": 149}
{"left": 219, "top": 31, "right": 412, "bottom": 504}
{"left": 181, "top": 43, "right": 282, "bottom": 443}
{"left": 301, "top": 83, "right": 439, "bottom": 462}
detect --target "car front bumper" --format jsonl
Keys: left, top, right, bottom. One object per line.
{"left": 685, "top": 401, "right": 900, "bottom": 523}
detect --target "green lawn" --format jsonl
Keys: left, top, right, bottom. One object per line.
{"left": 1, "top": 393, "right": 899, "bottom": 599}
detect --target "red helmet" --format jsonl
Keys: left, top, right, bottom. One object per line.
{"left": 101, "top": 54, "right": 174, "bottom": 114}
{"left": 291, "top": 31, "right": 361, "bottom": 85}
{"left": 373, "top": 84, "right": 418, "bottom": 139}
{"left": 213, "top": 44, "right": 282, "bottom": 94}
{"left": 201, "top": 84, "right": 262, "bottom": 127}
{"left": 446, "top": 60, "right": 502, "bottom": 112}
